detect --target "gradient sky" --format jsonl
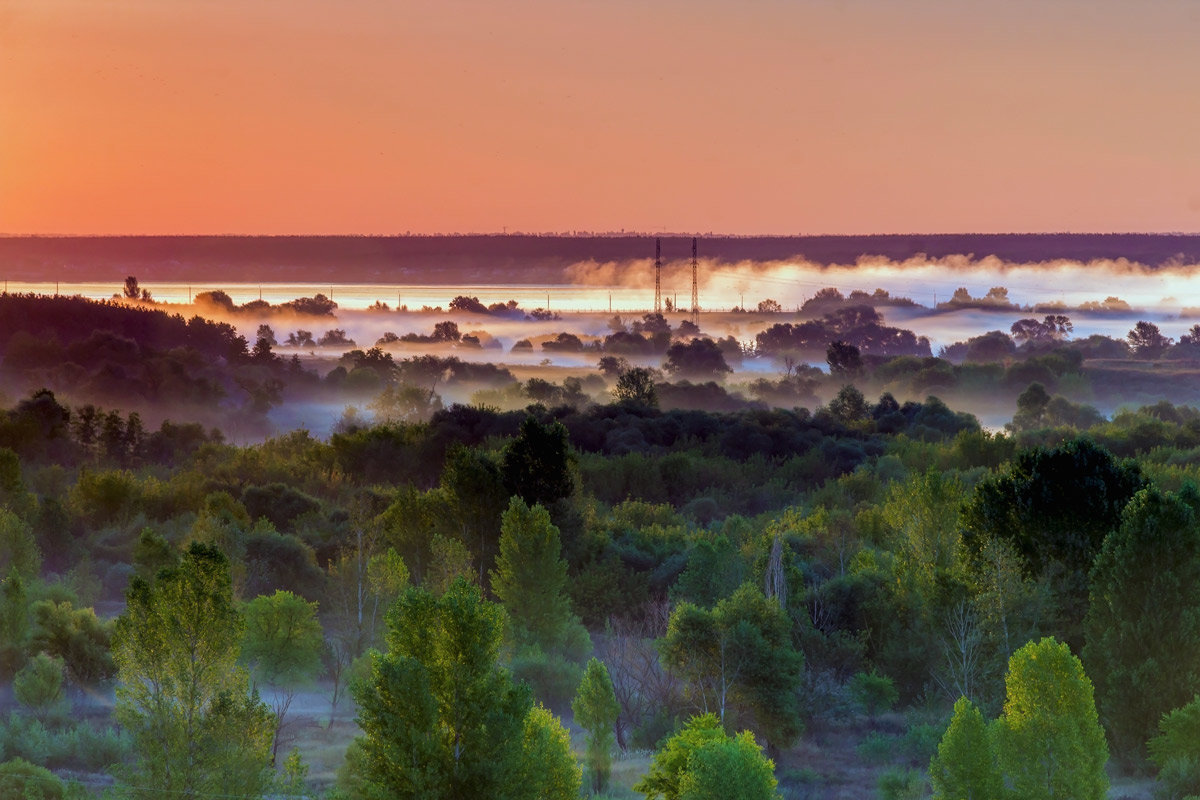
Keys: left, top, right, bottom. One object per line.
{"left": 4, "top": 0, "right": 1200, "bottom": 235}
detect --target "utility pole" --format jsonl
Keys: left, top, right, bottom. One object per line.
{"left": 653, "top": 237, "right": 662, "bottom": 314}
{"left": 691, "top": 237, "right": 699, "bottom": 325}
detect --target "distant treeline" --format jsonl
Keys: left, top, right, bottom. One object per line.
{"left": 5, "top": 232, "right": 1200, "bottom": 281}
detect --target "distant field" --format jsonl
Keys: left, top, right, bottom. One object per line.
{"left": 6, "top": 233, "right": 1200, "bottom": 282}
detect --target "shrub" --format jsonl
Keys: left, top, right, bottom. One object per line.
{"left": 849, "top": 670, "right": 898, "bottom": 715}
{"left": 877, "top": 767, "right": 926, "bottom": 800}
{"left": 0, "top": 758, "right": 66, "bottom": 800}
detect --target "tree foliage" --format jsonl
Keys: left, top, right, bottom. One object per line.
{"left": 573, "top": 657, "right": 620, "bottom": 793}
{"left": 1083, "top": 485, "right": 1200, "bottom": 761}
{"left": 1148, "top": 695, "right": 1200, "bottom": 799}
{"left": 664, "top": 339, "right": 732, "bottom": 381}
{"left": 962, "top": 438, "right": 1144, "bottom": 645}
{"left": 614, "top": 367, "right": 659, "bottom": 407}
{"left": 661, "top": 583, "right": 803, "bottom": 747}
{"left": 491, "top": 497, "right": 582, "bottom": 651}
{"left": 350, "top": 578, "right": 580, "bottom": 800}
{"left": 12, "top": 652, "right": 67, "bottom": 722}
{"left": 928, "top": 696, "right": 1001, "bottom": 800}
{"left": 994, "top": 637, "right": 1108, "bottom": 800}
{"left": 0, "top": 568, "right": 28, "bottom": 676}
{"left": 112, "top": 542, "right": 274, "bottom": 800}
{"left": 501, "top": 416, "right": 575, "bottom": 507}
{"left": 634, "top": 713, "right": 780, "bottom": 800}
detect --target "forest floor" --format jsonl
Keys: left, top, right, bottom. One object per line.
{"left": 275, "top": 693, "right": 1159, "bottom": 799}
{"left": 11, "top": 682, "right": 1159, "bottom": 798}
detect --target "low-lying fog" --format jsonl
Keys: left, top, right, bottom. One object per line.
{"left": 11, "top": 254, "right": 1200, "bottom": 437}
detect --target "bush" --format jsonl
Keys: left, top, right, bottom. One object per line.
{"left": 0, "top": 757, "right": 66, "bottom": 800}
{"left": 1154, "top": 755, "right": 1200, "bottom": 800}
{"left": 848, "top": 669, "right": 898, "bottom": 715}
{"left": 856, "top": 731, "right": 896, "bottom": 764}
{"left": 510, "top": 645, "right": 584, "bottom": 709}
{"left": 631, "top": 708, "right": 678, "bottom": 751}
{"left": 59, "top": 724, "right": 132, "bottom": 771}
{"left": 902, "top": 721, "right": 944, "bottom": 764}
{"left": 0, "top": 714, "right": 130, "bottom": 772}
{"left": 13, "top": 654, "right": 67, "bottom": 723}
{"left": 1150, "top": 697, "right": 1200, "bottom": 800}
{"left": 0, "top": 715, "right": 59, "bottom": 766}
{"left": 876, "top": 767, "right": 926, "bottom": 800}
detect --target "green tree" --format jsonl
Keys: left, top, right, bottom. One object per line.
{"left": 634, "top": 714, "right": 780, "bottom": 800}
{"left": 350, "top": 578, "right": 580, "bottom": 800}
{"left": 1128, "top": 320, "right": 1172, "bottom": 358}
{"left": 0, "top": 568, "right": 29, "bottom": 676}
{"left": 848, "top": 670, "right": 898, "bottom": 716}
{"left": 672, "top": 535, "right": 748, "bottom": 608}
{"left": 275, "top": 748, "right": 310, "bottom": 799}
{"left": 1083, "top": 485, "right": 1200, "bottom": 762}
{"left": 440, "top": 444, "right": 508, "bottom": 584}
{"left": 501, "top": 416, "right": 575, "bottom": 507}
{"left": 962, "top": 438, "right": 1144, "bottom": 647}
{"left": 0, "top": 447, "right": 35, "bottom": 520}
{"left": 826, "top": 340, "right": 863, "bottom": 378}
{"left": 994, "top": 637, "right": 1108, "bottom": 800}
{"left": 0, "top": 758, "right": 67, "bottom": 800}
{"left": 678, "top": 732, "right": 780, "bottom": 800}
{"left": 241, "top": 590, "right": 325, "bottom": 761}
{"left": 614, "top": 367, "right": 659, "bottom": 407}
{"left": 426, "top": 534, "right": 475, "bottom": 595}
{"left": 131, "top": 527, "right": 177, "bottom": 581}
{"left": 112, "top": 542, "right": 274, "bottom": 800}
{"left": 0, "top": 509, "right": 39, "bottom": 580}
{"left": 663, "top": 338, "right": 732, "bottom": 381}
{"left": 28, "top": 600, "right": 114, "bottom": 686}
{"left": 827, "top": 385, "right": 870, "bottom": 427}
{"left": 1148, "top": 696, "right": 1200, "bottom": 799}
{"left": 661, "top": 583, "right": 804, "bottom": 748}
{"left": 928, "top": 696, "right": 1002, "bottom": 800}
{"left": 491, "top": 497, "right": 580, "bottom": 650}
{"left": 12, "top": 652, "right": 66, "bottom": 723}
{"left": 1008, "top": 382, "right": 1050, "bottom": 432}
{"left": 491, "top": 497, "right": 589, "bottom": 705}
{"left": 573, "top": 658, "right": 620, "bottom": 793}
{"left": 521, "top": 704, "right": 583, "bottom": 800}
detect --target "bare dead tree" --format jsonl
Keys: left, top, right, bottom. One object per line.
{"left": 934, "top": 600, "right": 983, "bottom": 703}
{"left": 764, "top": 532, "right": 787, "bottom": 610}
{"left": 594, "top": 598, "right": 681, "bottom": 751}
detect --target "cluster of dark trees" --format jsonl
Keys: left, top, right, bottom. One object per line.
{"left": 800, "top": 287, "right": 920, "bottom": 314}
{"left": 193, "top": 290, "right": 340, "bottom": 317}
{"left": 756, "top": 306, "right": 933, "bottom": 360}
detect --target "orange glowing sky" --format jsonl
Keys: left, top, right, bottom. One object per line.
{"left": 4, "top": 0, "right": 1200, "bottom": 235}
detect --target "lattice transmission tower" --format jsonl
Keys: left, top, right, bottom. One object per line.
{"left": 653, "top": 237, "right": 662, "bottom": 314}
{"left": 690, "top": 237, "right": 699, "bottom": 325}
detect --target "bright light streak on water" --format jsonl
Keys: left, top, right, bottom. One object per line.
{"left": 4, "top": 259, "right": 1200, "bottom": 314}
{"left": 0, "top": 282, "right": 654, "bottom": 313}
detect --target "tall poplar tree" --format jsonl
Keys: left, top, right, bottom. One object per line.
{"left": 490, "top": 497, "right": 584, "bottom": 651}
{"left": 112, "top": 542, "right": 274, "bottom": 800}
{"left": 573, "top": 657, "right": 621, "bottom": 793}
{"left": 994, "top": 637, "right": 1108, "bottom": 800}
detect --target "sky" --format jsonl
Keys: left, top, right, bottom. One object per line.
{"left": 4, "top": 0, "right": 1200, "bottom": 236}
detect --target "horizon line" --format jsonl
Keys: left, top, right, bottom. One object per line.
{"left": 4, "top": 230, "right": 1200, "bottom": 239}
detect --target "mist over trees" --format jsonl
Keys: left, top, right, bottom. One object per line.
{"left": 5, "top": 287, "right": 1200, "bottom": 797}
